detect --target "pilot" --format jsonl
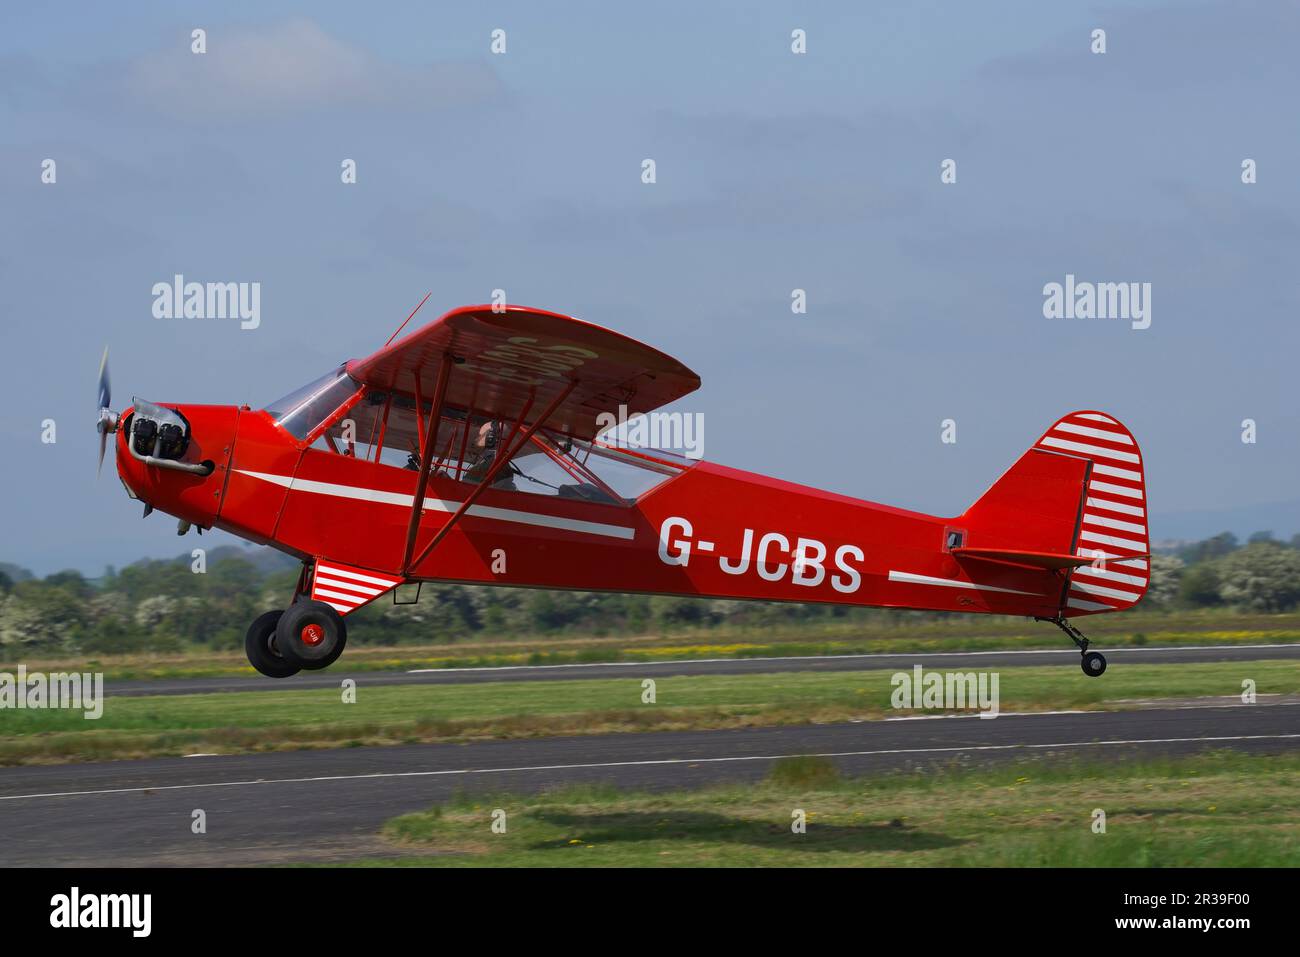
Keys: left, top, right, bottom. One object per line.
{"left": 464, "top": 420, "right": 517, "bottom": 490}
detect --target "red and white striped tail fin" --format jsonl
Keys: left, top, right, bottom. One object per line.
{"left": 1035, "top": 411, "right": 1150, "bottom": 615}
{"left": 310, "top": 560, "right": 405, "bottom": 616}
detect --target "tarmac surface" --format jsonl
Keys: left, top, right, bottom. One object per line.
{"left": 103, "top": 642, "right": 1300, "bottom": 697}
{"left": 4, "top": 700, "right": 1296, "bottom": 866}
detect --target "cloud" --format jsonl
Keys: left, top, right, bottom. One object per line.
{"left": 981, "top": 0, "right": 1300, "bottom": 90}
{"left": 120, "top": 18, "right": 501, "bottom": 117}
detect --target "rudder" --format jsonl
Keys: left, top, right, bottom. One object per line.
{"left": 961, "top": 411, "right": 1149, "bottom": 615}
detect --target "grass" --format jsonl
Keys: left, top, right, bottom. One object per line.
{"left": 367, "top": 750, "right": 1300, "bottom": 866}
{"left": 6, "top": 609, "right": 1298, "bottom": 681}
{"left": 2, "top": 658, "right": 1295, "bottom": 765}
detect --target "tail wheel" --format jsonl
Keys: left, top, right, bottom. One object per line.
{"left": 245, "top": 610, "right": 300, "bottom": 679}
{"left": 275, "top": 600, "right": 347, "bottom": 671}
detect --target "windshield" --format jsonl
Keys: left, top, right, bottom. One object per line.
{"left": 263, "top": 366, "right": 360, "bottom": 440}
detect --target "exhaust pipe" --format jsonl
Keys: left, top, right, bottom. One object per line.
{"left": 126, "top": 399, "right": 214, "bottom": 476}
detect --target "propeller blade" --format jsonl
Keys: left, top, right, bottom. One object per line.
{"left": 97, "top": 347, "right": 111, "bottom": 412}
{"left": 96, "top": 347, "right": 116, "bottom": 478}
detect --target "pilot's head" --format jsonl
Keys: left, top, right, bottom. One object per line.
{"left": 476, "top": 420, "right": 500, "bottom": 450}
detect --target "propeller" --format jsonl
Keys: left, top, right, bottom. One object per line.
{"left": 95, "top": 347, "right": 118, "bottom": 476}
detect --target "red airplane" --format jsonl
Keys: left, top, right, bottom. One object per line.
{"left": 96, "top": 303, "right": 1150, "bottom": 679}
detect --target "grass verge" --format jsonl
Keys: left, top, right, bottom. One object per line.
{"left": 368, "top": 750, "right": 1300, "bottom": 866}
{"left": 3, "top": 659, "right": 1295, "bottom": 766}
{"left": 6, "top": 610, "right": 1297, "bottom": 681}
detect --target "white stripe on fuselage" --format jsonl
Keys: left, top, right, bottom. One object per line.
{"left": 315, "top": 565, "right": 401, "bottom": 589}
{"left": 313, "top": 576, "right": 386, "bottom": 597}
{"left": 234, "top": 470, "right": 636, "bottom": 541}
{"left": 887, "top": 570, "right": 1040, "bottom": 597}
{"left": 313, "top": 586, "right": 374, "bottom": 606}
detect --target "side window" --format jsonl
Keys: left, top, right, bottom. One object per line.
{"left": 501, "top": 433, "right": 687, "bottom": 505}
{"left": 309, "top": 391, "right": 692, "bottom": 506}
{"left": 314, "top": 391, "right": 442, "bottom": 471}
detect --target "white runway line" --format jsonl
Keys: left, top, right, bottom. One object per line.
{"left": 883, "top": 699, "right": 1298, "bottom": 721}
{"left": 4, "top": 732, "right": 1298, "bottom": 803}
{"left": 404, "top": 643, "right": 1300, "bottom": 674}
{"left": 885, "top": 710, "right": 1092, "bottom": 721}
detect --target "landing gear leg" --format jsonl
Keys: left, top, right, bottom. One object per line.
{"left": 1036, "top": 615, "right": 1107, "bottom": 677}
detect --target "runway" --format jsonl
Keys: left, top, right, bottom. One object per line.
{"left": 103, "top": 642, "right": 1300, "bottom": 697}
{"left": 2, "top": 701, "right": 1296, "bottom": 866}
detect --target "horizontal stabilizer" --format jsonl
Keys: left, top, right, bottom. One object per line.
{"left": 953, "top": 548, "right": 1095, "bottom": 571}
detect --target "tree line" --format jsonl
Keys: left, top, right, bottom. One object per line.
{"left": 1, "top": 532, "right": 1297, "bottom": 655}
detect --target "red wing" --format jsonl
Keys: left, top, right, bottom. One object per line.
{"left": 346, "top": 305, "right": 700, "bottom": 441}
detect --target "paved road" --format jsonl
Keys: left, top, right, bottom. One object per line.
{"left": 2, "top": 702, "right": 1296, "bottom": 866}
{"left": 103, "top": 643, "right": 1300, "bottom": 697}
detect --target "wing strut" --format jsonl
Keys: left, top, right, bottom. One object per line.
{"left": 406, "top": 379, "right": 578, "bottom": 573}
{"left": 400, "top": 353, "right": 453, "bottom": 574}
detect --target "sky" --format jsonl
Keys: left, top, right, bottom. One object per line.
{"left": 2, "top": 1, "right": 1298, "bottom": 575}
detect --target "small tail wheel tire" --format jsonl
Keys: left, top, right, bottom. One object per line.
{"left": 245, "top": 610, "right": 300, "bottom": 679}
{"left": 275, "top": 600, "right": 347, "bottom": 671}
{"left": 1081, "top": 651, "right": 1107, "bottom": 677}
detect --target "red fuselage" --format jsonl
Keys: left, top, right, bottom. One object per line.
{"left": 116, "top": 401, "right": 1119, "bottom": 620}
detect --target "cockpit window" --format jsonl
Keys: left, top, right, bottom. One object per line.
{"left": 305, "top": 387, "right": 691, "bottom": 505}
{"left": 500, "top": 431, "right": 687, "bottom": 504}
{"left": 263, "top": 366, "right": 360, "bottom": 441}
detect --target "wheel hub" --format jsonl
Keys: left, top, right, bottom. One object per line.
{"left": 301, "top": 623, "right": 325, "bottom": 646}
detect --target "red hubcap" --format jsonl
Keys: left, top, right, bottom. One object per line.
{"left": 300, "top": 623, "right": 325, "bottom": 646}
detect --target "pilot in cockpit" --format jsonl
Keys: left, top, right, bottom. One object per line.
{"left": 463, "top": 420, "right": 517, "bottom": 490}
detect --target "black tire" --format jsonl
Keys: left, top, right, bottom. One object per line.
{"left": 1080, "top": 651, "right": 1107, "bottom": 677}
{"left": 245, "top": 610, "right": 300, "bottom": 679}
{"left": 275, "top": 600, "right": 347, "bottom": 671}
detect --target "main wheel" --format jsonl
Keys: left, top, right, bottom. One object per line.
{"left": 275, "top": 600, "right": 347, "bottom": 671}
{"left": 1080, "top": 651, "right": 1107, "bottom": 677}
{"left": 245, "top": 610, "right": 300, "bottom": 679}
